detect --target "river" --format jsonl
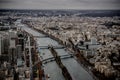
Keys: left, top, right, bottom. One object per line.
{"left": 21, "top": 23, "right": 94, "bottom": 80}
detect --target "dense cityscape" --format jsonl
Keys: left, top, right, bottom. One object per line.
{"left": 0, "top": 10, "right": 120, "bottom": 80}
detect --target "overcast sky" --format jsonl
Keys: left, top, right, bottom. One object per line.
{"left": 0, "top": 0, "right": 120, "bottom": 9}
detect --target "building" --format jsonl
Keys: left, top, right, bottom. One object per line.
{"left": 9, "top": 30, "right": 17, "bottom": 63}
{"left": 0, "top": 34, "right": 3, "bottom": 55}
{"left": 0, "top": 32, "right": 9, "bottom": 55}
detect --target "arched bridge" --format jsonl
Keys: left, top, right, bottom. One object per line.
{"left": 33, "top": 54, "right": 74, "bottom": 65}
{"left": 38, "top": 46, "right": 65, "bottom": 49}
{"left": 33, "top": 35, "right": 49, "bottom": 38}
{"left": 42, "top": 54, "right": 74, "bottom": 64}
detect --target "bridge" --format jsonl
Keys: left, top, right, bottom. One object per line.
{"left": 38, "top": 46, "right": 65, "bottom": 49}
{"left": 42, "top": 54, "right": 74, "bottom": 64}
{"left": 33, "top": 35, "right": 49, "bottom": 38}
{"left": 34, "top": 54, "right": 74, "bottom": 65}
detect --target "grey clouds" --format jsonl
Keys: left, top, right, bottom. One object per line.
{"left": 0, "top": 0, "right": 120, "bottom": 9}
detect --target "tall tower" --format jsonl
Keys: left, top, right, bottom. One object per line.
{"left": 0, "top": 35, "right": 2, "bottom": 55}
{"left": 9, "top": 31, "right": 17, "bottom": 63}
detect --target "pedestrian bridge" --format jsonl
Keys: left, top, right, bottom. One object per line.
{"left": 38, "top": 46, "right": 65, "bottom": 49}
{"left": 33, "top": 35, "right": 49, "bottom": 38}
{"left": 42, "top": 54, "right": 74, "bottom": 64}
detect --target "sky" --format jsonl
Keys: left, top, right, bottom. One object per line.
{"left": 0, "top": 0, "right": 120, "bottom": 10}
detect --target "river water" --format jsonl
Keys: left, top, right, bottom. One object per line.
{"left": 21, "top": 23, "right": 94, "bottom": 80}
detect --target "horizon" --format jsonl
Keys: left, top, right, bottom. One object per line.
{"left": 0, "top": 8, "right": 120, "bottom": 11}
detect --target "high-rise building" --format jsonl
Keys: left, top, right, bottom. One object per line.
{"left": 0, "top": 34, "right": 3, "bottom": 55}
{"left": 17, "top": 31, "right": 24, "bottom": 51}
{"left": 0, "top": 32, "right": 9, "bottom": 55}
{"left": 9, "top": 31, "right": 17, "bottom": 63}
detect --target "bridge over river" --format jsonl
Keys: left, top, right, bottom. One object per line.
{"left": 38, "top": 45, "right": 65, "bottom": 49}
{"left": 33, "top": 35, "right": 49, "bottom": 38}
{"left": 42, "top": 54, "right": 74, "bottom": 64}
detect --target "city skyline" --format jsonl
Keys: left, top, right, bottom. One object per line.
{"left": 0, "top": 0, "right": 120, "bottom": 10}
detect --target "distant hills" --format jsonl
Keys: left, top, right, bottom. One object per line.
{"left": 0, "top": 9, "right": 120, "bottom": 17}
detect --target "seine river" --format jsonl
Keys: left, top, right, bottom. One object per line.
{"left": 21, "top": 23, "right": 94, "bottom": 80}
